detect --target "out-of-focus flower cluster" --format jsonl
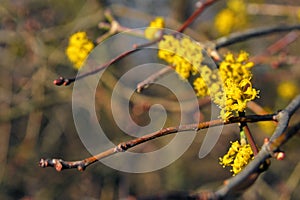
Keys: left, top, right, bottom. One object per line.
{"left": 214, "top": 0, "right": 248, "bottom": 35}
{"left": 66, "top": 32, "right": 94, "bottom": 69}
{"left": 144, "top": 17, "right": 165, "bottom": 40}
{"left": 277, "top": 80, "right": 298, "bottom": 100}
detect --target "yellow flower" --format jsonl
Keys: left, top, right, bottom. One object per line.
{"left": 214, "top": 9, "right": 235, "bottom": 36}
{"left": 144, "top": 17, "right": 165, "bottom": 40}
{"left": 218, "top": 52, "right": 259, "bottom": 120}
{"left": 214, "top": 0, "right": 248, "bottom": 35}
{"left": 66, "top": 32, "right": 94, "bottom": 69}
{"left": 193, "top": 77, "right": 209, "bottom": 97}
{"left": 219, "top": 140, "right": 254, "bottom": 175}
{"left": 190, "top": 51, "right": 258, "bottom": 120}
{"left": 227, "top": 0, "right": 246, "bottom": 13}
{"left": 158, "top": 35, "right": 203, "bottom": 80}
{"left": 277, "top": 81, "right": 298, "bottom": 100}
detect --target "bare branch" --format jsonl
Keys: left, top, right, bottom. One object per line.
{"left": 142, "top": 95, "right": 300, "bottom": 200}
{"left": 136, "top": 66, "right": 173, "bottom": 93}
{"left": 214, "top": 95, "right": 300, "bottom": 199}
{"left": 39, "top": 113, "right": 276, "bottom": 171}
{"left": 215, "top": 24, "right": 300, "bottom": 49}
{"left": 177, "top": 0, "right": 218, "bottom": 33}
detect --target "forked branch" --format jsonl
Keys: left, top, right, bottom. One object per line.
{"left": 39, "top": 95, "right": 300, "bottom": 200}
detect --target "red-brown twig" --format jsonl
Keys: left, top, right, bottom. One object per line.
{"left": 55, "top": 0, "right": 217, "bottom": 87}
{"left": 136, "top": 66, "right": 173, "bottom": 93}
{"left": 177, "top": 0, "right": 218, "bottom": 33}
{"left": 53, "top": 37, "right": 161, "bottom": 86}
{"left": 243, "top": 124, "right": 259, "bottom": 155}
{"left": 135, "top": 0, "right": 218, "bottom": 92}
{"left": 251, "top": 31, "right": 299, "bottom": 64}
{"left": 39, "top": 113, "right": 276, "bottom": 171}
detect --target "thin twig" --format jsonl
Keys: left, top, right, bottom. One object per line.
{"left": 215, "top": 24, "right": 300, "bottom": 49}
{"left": 53, "top": 37, "right": 161, "bottom": 86}
{"left": 243, "top": 124, "right": 259, "bottom": 155}
{"left": 136, "top": 66, "right": 173, "bottom": 93}
{"left": 251, "top": 31, "right": 299, "bottom": 64}
{"left": 54, "top": 0, "right": 217, "bottom": 87}
{"left": 39, "top": 113, "right": 276, "bottom": 171}
{"left": 177, "top": 0, "right": 218, "bottom": 33}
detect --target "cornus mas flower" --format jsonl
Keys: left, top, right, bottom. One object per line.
{"left": 214, "top": 0, "right": 247, "bottom": 35}
{"left": 66, "top": 32, "right": 94, "bottom": 69}
{"left": 144, "top": 17, "right": 165, "bottom": 40}
{"left": 192, "top": 51, "right": 259, "bottom": 120}
{"left": 219, "top": 140, "right": 254, "bottom": 175}
{"left": 218, "top": 52, "right": 259, "bottom": 119}
{"left": 158, "top": 35, "right": 203, "bottom": 80}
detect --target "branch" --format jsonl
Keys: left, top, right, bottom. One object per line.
{"left": 39, "top": 114, "right": 276, "bottom": 171}
{"left": 251, "top": 31, "right": 299, "bottom": 64}
{"left": 136, "top": 26, "right": 300, "bottom": 94}
{"left": 54, "top": 0, "right": 217, "bottom": 87}
{"left": 214, "top": 95, "right": 300, "bottom": 199}
{"left": 214, "top": 24, "right": 300, "bottom": 49}
{"left": 177, "top": 0, "right": 218, "bottom": 33}
{"left": 53, "top": 37, "right": 161, "bottom": 86}
{"left": 136, "top": 95, "right": 300, "bottom": 200}
{"left": 136, "top": 66, "right": 173, "bottom": 93}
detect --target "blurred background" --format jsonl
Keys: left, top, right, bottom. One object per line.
{"left": 0, "top": 0, "right": 300, "bottom": 199}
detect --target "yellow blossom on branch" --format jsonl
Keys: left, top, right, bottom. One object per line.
{"left": 144, "top": 17, "right": 165, "bottom": 40}
{"left": 218, "top": 51, "right": 259, "bottom": 119}
{"left": 66, "top": 32, "right": 94, "bottom": 69}
{"left": 192, "top": 51, "right": 259, "bottom": 120}
{"left": 219, "top": 140, "right": 254, "bottom": 175}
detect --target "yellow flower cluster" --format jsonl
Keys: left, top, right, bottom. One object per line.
{"left": 218, "top": 51, "right": 259, "bottom": 119}
{"left": 193, "top": 51, "right": 259, "bottom": 120}
{"left": 219, "top": 140, "right": 254, "bottom": 175}
{"left": 66, "top": 32, "right": 94, "bottom": 69}
{"left": 158, "top": 35, "right": 203, "bottom": 80}
{"left": 144, "top": 17, "right": 165, "bottom": 40}
{"left": 214, "top": 0, "right": 247, "bottom": 35}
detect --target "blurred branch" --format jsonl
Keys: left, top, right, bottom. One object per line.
{"left": 251, "top": 31, "right": 299, "bottom": 64}
{"left": 39, "top": 113, "right": 276, "bottom": 171}
{"left": 96, "top": 9, "right": 144, "bottom": 44}
{"left": 177, "top": 0, "right": 218, "bottom": 33}
{"left": 0, "top": 92, "right": 70, "bottom": 123}
{"left": 247, "top": 3, "right": 300, "bottom": 17}
{"left": 136, "top": 66, "right": 173, "bottom": 93}
{"left": 215, "top": 24, "right": 300, "bottom": 49}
